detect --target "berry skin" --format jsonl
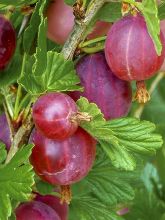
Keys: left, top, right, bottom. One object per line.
{"left": 46, "top": 0, "right": 111, "bottom": 44}
{"left": 35, "top": 193, "right": 68, "bottom": 220}
{"left": 32, "top": 92, "right": 78, "bottom": 140}
{"left": 160, "top": 20, "right": 165, "bottom": 71}
{"left": 0, "top": 113, "right": 11, "bottom": 151}
{"left": 30, "top": 128, "right": 96, "bottom": 185}
{"left": 0, "top": 15, "right": 16, "bottom": 70}
{"left": 70, "top": 52, "right": 132, "bottom": 120}
{"left": 105, "top": 14, "right": 165, "bottom": 81}
{"left": 47, "top": 0, "right": 74, "bottom": 45}
{"left": 15, "top": 201, "right": 60, "bottom": 220}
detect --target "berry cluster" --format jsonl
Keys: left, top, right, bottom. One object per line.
{"left": 0, "top": 1, "right": 165, "bottom": 219}
{"left": 31, "top": 92, "right": 96, "bottom": 187}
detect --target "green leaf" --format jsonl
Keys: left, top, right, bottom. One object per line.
{"left": 96, "top": 2, "right": 122, "bottom": 22}
{"left": 158, "top": 1, "right": 165, "bottom": 20}
{"left": 0, "top": 142, "right": 7, "bottom": 164}
{"left": 19, "top": 52, "right": 82, "bottom": 95}
{"left": 137, "top": 0, "right": 162, "bottom": 55}
{"left": 23, "top": 0, "right": 47, "bottom": 53}
{"left": 141, "top": 163, "right": 160, "bottom": 193}
{"left": 101, "top": 118, "right": 162, "bottom": 170}
{"left": 70, "top": 195, "right": 124, "bottom": 220}
{"left": 100, "top": 140, "right": 136, "bottom": 170}
{"left": 36, "top": 180, "right": 54, "bottom": 195}
{"left": 77, "top": 97, "right": 163, "bottom": 170}
{"left": 125, "top": 189, "right": 165, "bottom": 220}
{"left": 64, "top": 0, "right": 75, "bottom": 6}
{"left": 19, "top": 3, "right": 82, "bottom": 95}
{"left": 0, "top": 144, "right": 34, "bottom": 220}
{"left": 0, "top": 0, "right": 37, "bottom": 8}
{"left": 84, "top": 146, "right": 142, "bottom": 205}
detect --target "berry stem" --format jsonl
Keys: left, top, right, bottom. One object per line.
{"left": 70, "top": 111, "right": 92, "bottom": 123}
{"left": 79, "top": 36, "right": 106, "bottom": 48}
{"left": 60, "top": 185, "right": 72, "bottom": 204}
{"left": 80, "top": 43, "right": 105, "bottom": 54}
{"left": 134, "top": 80, "right": 150, "bottom": 104}
{"left": 134, "top": 72, "right": 165, "bottom": 118}
{"left": 5, "top": 113, "right": 33, "bottom": 164}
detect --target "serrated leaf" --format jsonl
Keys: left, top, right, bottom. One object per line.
{"left": 77, "top": 97, "right": 163, "bottom": 170}
{"left": 70, "top": 195, "right": 124, "bottom": 220}
{"left": 0, "top": 144, "right": 34, "bottom": 220}
{"left": 137, "top": 0, "right": 162, "bottom": 55}
{"left": 0, "top": 142, "right": 7, "bottom": 164}
{"left": 84, "top": 146, "right": 141, "bottom": 205}
{"left": 19, "top": 7, "right": 82, "bottom": 95}
{"left": 19, "top": 52, "right": 82, "bottom": 95}
{"left": 23, "top": 0, "right": 47, "bottom": 53}
{"left": 100, "top": 140, "right": 136, "bottom": 170}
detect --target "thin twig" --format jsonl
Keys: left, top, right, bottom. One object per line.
{"left": 5, "top": 113, "right": 33, "bottom": 164}
{"left": 133, "top": 72, "right": 165, "bottom": 118}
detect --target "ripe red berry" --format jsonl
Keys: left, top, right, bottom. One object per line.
{"left": 32, "top": 92, "right": 79, "bottom": 140}
{"left": 70, "top": 52, "right": 132, "bottom": 120}
{"left": 35, "top": 193, "right": 68, "bottom": 220}
{"left": 0, "top": 113, "right": 11, "bottom": 151}
{"left": 15, "top": 201, "right": 60, "bottom": 220}
{"left": 30, "top": 128, "right": 96, "bottom": 185}
{"left": 46, "top": 0, "right": 111, "bottom": 44}
{"left": 105, "top": 14, "right": 165, "bottom": 81}
{"left": 0, "top": 15, "right": 16, "bottom": 70}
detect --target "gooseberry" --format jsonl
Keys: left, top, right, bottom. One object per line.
{"left": 30, "top": 128, "right": 96, "bottom": 185}
{"left": 0, "top": 15, "right": 16, "bottom": 70}
{"left": 35, "top": 193, "right": 68, "bottom": 220}
{"left": 105, "top": 14, "right": 165, "bottom": 81}
{"left": 32, "top": 92, "right": 79, "bottom": 140}
{"left": 70, "top": 52, "right": 132, "bottom": 120}
{"left": 15, "top": 201, "right": 60, "bottom": 220}
{"left": 47, "top": 0, "right": 111, "bottom": 44}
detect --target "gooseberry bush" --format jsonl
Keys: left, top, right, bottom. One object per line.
{"left": 0, "top": 0, "right": 165, "bottom": 219}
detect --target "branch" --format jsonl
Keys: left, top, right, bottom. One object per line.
{"left": 5, "top": 113, "right": 33, "bottom": 164}
{"left": 133, "top": 72, "right": 165, "bottom": 118}
{"left": 61, "top": 0, "right": 106, "bottom": 59}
